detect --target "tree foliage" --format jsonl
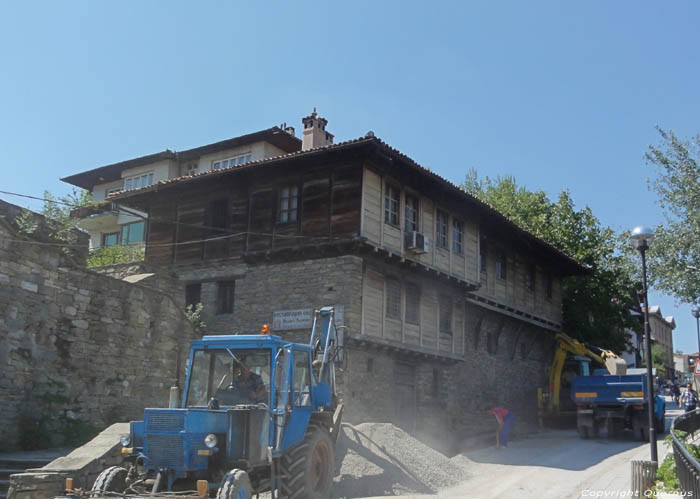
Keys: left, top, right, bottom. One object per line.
{"left": 463, "top": 171, "right": 640, "bottom": 351}
{"left": 15, "top": 189, "right": 92, "bottom": 243}
{"left": 645, "top": 128, "right": 700, "bottom": 304}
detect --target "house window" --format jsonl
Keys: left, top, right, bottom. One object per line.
{"left": 546, "top": 273, "right": 553, "bottom": 300}
{"left": 526, "top": 264, "right": 536, "bottom": 292}
{"left": 207, "top": 199, "right": 228, "bottom": 230}
{"left": 439, "top": 294, "right": 452, "bottom": 335}
{"left": 432, "top": 368, "right": 440, "bottom": 398}
{"left": 452, "top": 219, "right": 463, "bottom": 254}
{"left": 216, "top": 281, "right": 235, "bottom": 315}
{"left": 496, "top": 252, "right": 507, "bottom": 280}
{"left": 279, "top": 185, "right": 299, "bottom": 223}
{"left": 405, "top": 282, "right": 420, "bottom": 325}
{"left": 480, "top": 237, "right": 487, "bottom": 272}
{"left": 404, "top": 194, "right": 419, "bottom": 232}
{"left": 102, "top": 232, "right": 119, "bottom": 247}
{"left": 185, "top": 283, "right": 201, "bottom": 308}
{"left": 385, "top": 277, "right": 401, "bottom": 320}
{"left": 213, "top": 154, "right": 252, "bottom": 170}
{"left": 436, "top": 210, "right": 448, "bottom": 249}
{"left": 384, "top": 185, "right": 400, "bottom": 226}
{"left": 186, "top": 163, "right": 198, "bottom": 176}
{"left": 124, "top": 172, "right": 154, "bottom": 190}
{"left": 120, "top": 221, "right": 145, "bottom": 245}
{"left": 105, "top": 187, "right": 120, "bottom": 198}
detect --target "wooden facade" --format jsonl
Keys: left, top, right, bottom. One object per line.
{"left": 143, "top": 157, "right": 364, "bottom": 266}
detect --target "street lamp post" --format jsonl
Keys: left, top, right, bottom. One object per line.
{"left": 693, "top": 306, "right": 700, "bottom": 359}
{"left": 630, "top": 225, "right": 657, "bottom": 464}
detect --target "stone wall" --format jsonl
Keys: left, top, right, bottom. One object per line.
{"left": 0, "top": 219, "right": 197, "bottom": 450}
{"left": 174, "top": 255, "right": 363, "bottom": 337}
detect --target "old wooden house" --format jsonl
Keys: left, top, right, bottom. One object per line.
{"left": 104, "top": 111, "right": 587, "bottom": 441}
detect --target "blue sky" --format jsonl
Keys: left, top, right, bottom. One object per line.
{"left": 2, "top": 1, "right": 699, "bottom": 352}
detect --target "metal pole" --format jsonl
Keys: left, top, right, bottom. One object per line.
{"left": 696, "top": 316, "right": 700, "bottom": 362}
{"left": 641, "top": 247, "right": 658, "bottom": 463}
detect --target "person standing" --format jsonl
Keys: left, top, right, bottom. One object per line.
{"left": 490, "top": 407, "right": 515, "bottom": 447}
{"left": 680, "top": 382, "right": 698, "bottom": 413}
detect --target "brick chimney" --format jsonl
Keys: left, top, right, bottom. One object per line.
{"left": 301, "top": 108, "right": 334, "bottom": 151}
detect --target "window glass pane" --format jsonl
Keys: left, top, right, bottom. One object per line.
{"left": 216, "top": 281, "right": 235, "bottom": 315}
{"left": 289, "top": 209, "right": 297, "bottom": 222}
{"left": 294, "top": 352, "right": 312, "bottom": 406}
{"left": 290, "top": 197, "right": 297, "bottom": 209}
{"left": 185, "top": 283, "right": 202, "bottom": 307}
{"left": 245, "top": 155, "right": 252, "bottom": 162}
{"left": 280, "top": 212, "right": 288, "bottom": 223}
{"left": 291, "top": 185, "right": 298, "bottom": 196}
{"left": 128, "top": 222, "right": 144, "bottom": 244}
{"left": 214, "top": 162, "right": 220, "bottom": 170}
{"left": 103, "top": 233, "right": 118, "bottom": 247}
{"left": 121, "top": 225, "right": 128, "bottom": 243}
{"left": 439, "top": 295, "right": 452, "bottom": 334}
{"left": 281, "top": 187, "right": 289, "bottom": 197}
{"left": 386, "top": 278, "right": 401, "bottom": 320}
{"left": 125, "top": 178, "right": 132, "bottom": 190}
{"left": 148, "top": 173, "right": 153, "bottom": 185}
{"left": 405, "top": 283, "right": 420, "bottom": 325}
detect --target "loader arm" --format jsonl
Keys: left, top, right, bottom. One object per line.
{"left": 545, "top": 333, "right": 626, "bottom": 416}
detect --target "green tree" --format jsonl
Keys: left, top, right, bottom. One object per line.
{"left": 16, "top": 188, "right": 92, "bottom": 243}
{"left": 645, "top": 128, "right": 700, "bottom": 304}
{"left": 463, "top": 171, "right": 640, "bottom": 351}
{"left": 648, "top": 344, "right": 669, "bottom": 378}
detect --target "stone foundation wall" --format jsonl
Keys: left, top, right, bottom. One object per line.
{"left": 0, "top": 221, "right": 197, "bottom": 450}
{"left": 174, "top": 255, "right": 363, "bottom": 337}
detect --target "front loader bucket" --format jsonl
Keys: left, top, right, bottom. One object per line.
{"left": 605, "top": 357, "right": 627, "bottom": 375}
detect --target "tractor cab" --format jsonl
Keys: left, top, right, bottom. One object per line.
{"left": 106, "top": 307, "right": 342, "bottom": 498}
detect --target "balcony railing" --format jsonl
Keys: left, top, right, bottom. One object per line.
{"left": 69, "top": 201, "right": 118, "bottom": 219}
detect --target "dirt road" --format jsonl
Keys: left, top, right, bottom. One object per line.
{"left": 361, "top": 401, "right": 682, "bottom": 499}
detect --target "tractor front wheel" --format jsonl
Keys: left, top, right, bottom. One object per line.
{"left": 91, "top": 466, "right": 128, "bottom": 493}
{"left": 217, "top": 469, "right": 252, "bottom": 499}
{"left": 279, "top": 423, "right": 335, "bottom": 499}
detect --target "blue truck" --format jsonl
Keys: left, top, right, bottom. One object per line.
{"left": 85, "top": 307, "right": 344, "bottom": 499}
{"left": 571, "top": 369, "right": 665, "bottom": 440}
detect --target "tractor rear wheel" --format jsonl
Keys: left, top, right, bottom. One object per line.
{"left": 279, "top": 423, "right": 334, "bottom": 499}
{"left": 91, "top": 466, "right": 128, "bottom": 493}
{"left": 217, "top": 469, "right": 252, "bottom": 499}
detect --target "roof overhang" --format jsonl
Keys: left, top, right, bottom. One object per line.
{"left": 110, "top": 136, "right": 588, "bottom": 276}
{"left": 60, "top": 127, "right": 301, "bottom": 190}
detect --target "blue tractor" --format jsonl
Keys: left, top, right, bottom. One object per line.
{"left": 92, "top": 307, "right": 344, "bottom": 499}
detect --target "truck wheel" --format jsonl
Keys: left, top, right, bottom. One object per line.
{"left": 217, "top": 469, "right": 252, "bottom": 499}
{"left": 91, "top": 466, "right": 128, "bottom": 493}
{"left": 279, "top": 423, "right": 334, "bottom": 499}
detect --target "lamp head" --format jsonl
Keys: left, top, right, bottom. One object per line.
{"left": 692, "top": 305, "right": 700, "bottom": 319}
{"left": 630, "top": 226, "right": 654, "bottom": 251}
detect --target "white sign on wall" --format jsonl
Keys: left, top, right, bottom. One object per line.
{"left": 272, "top": 305, "right": 344, "bottom": 331}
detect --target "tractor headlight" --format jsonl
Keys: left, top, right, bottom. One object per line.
{"left": 204, "top": 434, "right": 218, "bottom": 449}
{"left": 120, "top": 434, "right": 130, "bottom": 447}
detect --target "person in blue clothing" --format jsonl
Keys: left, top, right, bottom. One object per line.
{"left": 490, "top": 407, "right": 515, "bottom": 447}
{"left": 680, "top": 382, "right": 698, "bottom": 413}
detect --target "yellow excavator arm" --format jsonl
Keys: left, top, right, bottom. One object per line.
{"left": 539, "top": 333, "right": 626, "bottom": 419}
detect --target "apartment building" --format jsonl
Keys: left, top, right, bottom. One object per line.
{"left": 61, "top": 127, "right": 300, "bottom": 249}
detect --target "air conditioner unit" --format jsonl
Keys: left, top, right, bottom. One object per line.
{"left": 405, "top": 231, "right": 429, "bottom": 254}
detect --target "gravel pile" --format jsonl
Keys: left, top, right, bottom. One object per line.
{"left": 333, "top": 422, "right": 470, "bottom": 498}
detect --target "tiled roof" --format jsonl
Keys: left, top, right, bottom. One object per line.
{"left": 110, "top": 134, "right": 588, "bottom": 273}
